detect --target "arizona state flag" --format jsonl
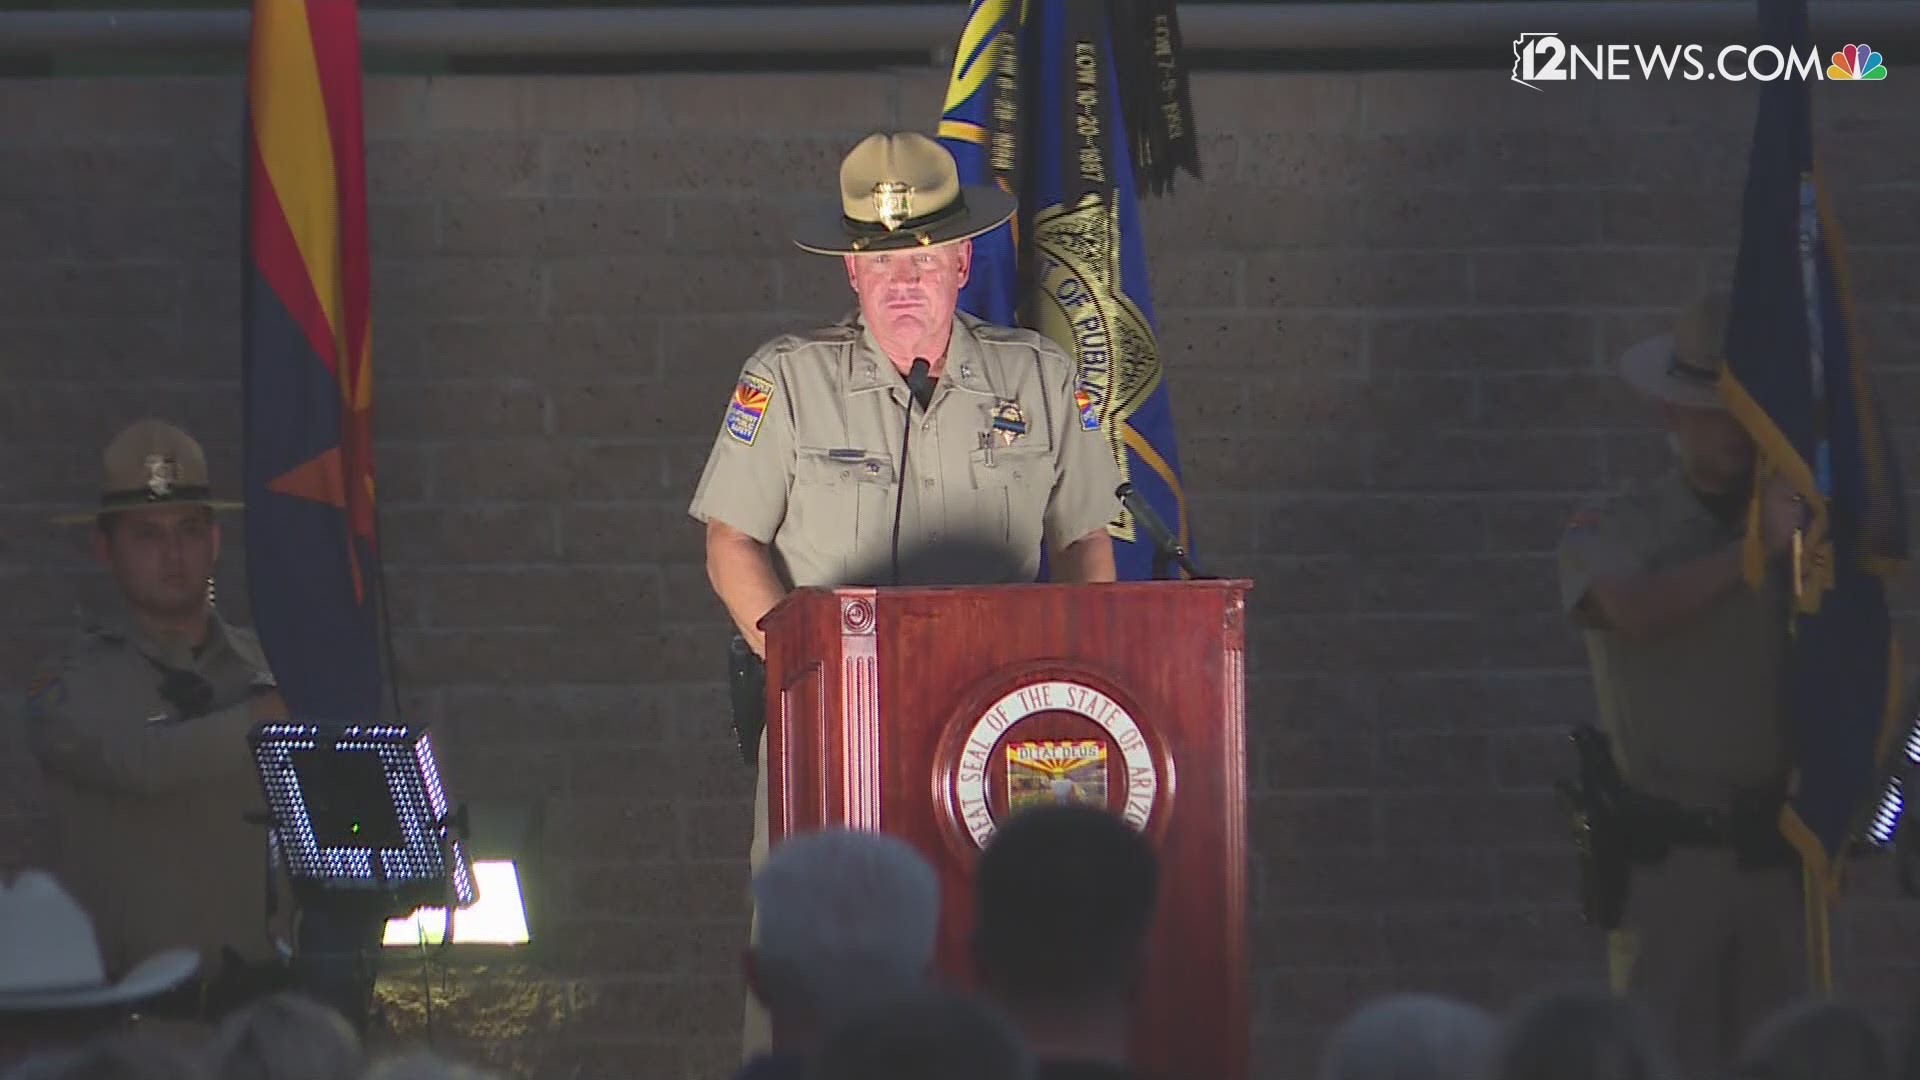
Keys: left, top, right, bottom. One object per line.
{"left": 938, "top": 0, "right": 1201, "bottom": 580}
{"left": 242, "top": 0, "right": 384, "bottom": 725}
{"left": 1719, "top": 0, "right": 1907, "bottom": 971}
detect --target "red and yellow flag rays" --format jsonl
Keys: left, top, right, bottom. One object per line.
{"left": 247, "top": 0, "right": 376, "bottom": 599}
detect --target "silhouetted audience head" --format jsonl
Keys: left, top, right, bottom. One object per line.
{"left": 809, "top": 987, "right": 1033, "bottom": 1080}
{"left": 1488, "top": 985, "right": 1672, "bottom": 1080}
{"left": 3, "top": 1031, "right": 204, "bottom": 1080}
{"left": 1730, "top": 997, "right": 1890, "bottom": 1080}
{"left": 748, "top": 828, "right": 941, "bottom": 1047}
{"left": 972, "top": 804, "right": 1158, "bottom": 1011}
{"left": 1320, "top": 993, "right": 1495, "bottom": 1080}
{"left": 202, "top": 993, "right": 361, "bottom": 1080}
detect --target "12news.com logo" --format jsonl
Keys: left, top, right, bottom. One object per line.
{"left": 1512, "top": 32, "right": 1887, "bottom": 90}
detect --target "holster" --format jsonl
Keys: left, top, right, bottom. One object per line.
{"left": 1555, "top": 725, "right": 1638, "bottom": 930}
{"left": 1557, "top": 725, "right": 1796, "bottom": 931}
{"left": 727, "top": 632, "right": 767, "bottom": 768}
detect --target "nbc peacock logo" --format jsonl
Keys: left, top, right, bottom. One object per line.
{"left": 1827, "top": 43, "right": 1887, "bottom": 80}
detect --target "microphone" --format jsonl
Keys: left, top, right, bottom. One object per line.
{"left": 1116, "top": 481, "right": 1206, "bottom": 580}
{"left": 892, "top": 359, "right": 932, "bottom": 586}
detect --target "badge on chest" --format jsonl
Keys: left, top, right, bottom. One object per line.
{"left": 989, "top": 399, "right": 1028, "bottom": 447}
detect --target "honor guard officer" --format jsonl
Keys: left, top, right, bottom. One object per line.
{"left": 1557, "top": 294, "right": 1809, "bottom": 1075}
{"left": 23, "top": 420, "right": 292, "bottom": 1023}
{"left": 688, "top": 131, "right": 1122, "bottom": 1061}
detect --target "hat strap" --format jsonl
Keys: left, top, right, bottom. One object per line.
{"left": 843, "top": 194, "right": 971, "bottom": 249}
{"left": 98, "top": 485, "right": 213, "bottom": 511}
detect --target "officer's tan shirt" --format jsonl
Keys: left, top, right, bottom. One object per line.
{"left": 689, "top": 310, "right": 1120, "bottom": 588}
{"left": 23, "top": 613, "right": 283, "bottom": 975}
{"left": 1557, "top": 470, "right": 1791, "bottom": 807}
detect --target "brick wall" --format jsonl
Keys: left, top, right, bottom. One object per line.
{"left": 1, "top": 67, "right": 1916, "bottom": 1079}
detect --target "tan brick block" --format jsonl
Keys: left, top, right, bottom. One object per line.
{"left": 1354, "top": 133, "right": 1490, "bottom": 190}
{"left": 362, "top": 77, "right": 426, "bottom": 136}
{"left": 1482, "top": 493, "right": 1595, "bottom": 554}
{"left": 0, "top": 78, "right": 237, "bottom": 141}
{"left": 430, "top": 568, "right": 663, "bottom": 629}
{"left": 1235, "top": 133, "right": 1363, "bottom": 188}
{"left": 661, "top": 443, "right": 716, "bottom": 501}
{"left": 552, "top": 381, "right": 715, "bottom": 442}
{"left": 369, "top": 441, "right": 431, "bottom": 504}
{"left": 665, "top": 195, "right": 805, "bottom": 256}
{"left": 1481, "top": 612, "right": 1588, "bottom": 668}
{"left": 373, "top": 258, "right": 545, "bottom": 322}
{"left": 1371, "top": 312, "right": 1591, "bottom": 373}
{"left": 559, "top": 502, "right": 701, "bottom": 564}
{"left": 1848, "top": 247, "right": 1920, "bottom": 304}
{"left": 418, "top": 318, "right": 658, "bottom": 381}
{"left": 1179, "top": 435, "right": 1371, "bottom": 494}
{"left": 1490, "top": 730, "right": 1567, "bottom": 790}
{"left": 368, "top": 137, "right": 542, "bottom": 200}
{"left": 1472, "top": 188, "right": 1608, "bottom": 247}
{"left": 380, "top": 380, "right": 547, "bottom": 439}
{"left": 1373, "top": 433, "right": 1605, "bottom": 493}
{"left": 424, "top": 76, "right": 644, "bottom": 133}
{"left": 1588, "top": 76, "right": 1755, "bottom": 133}
{"left": 0, "top": 145, "right": 185, "bottom": 202}
{"left": 375, "top": 572, "right": 428, "bottom": 630}
{"left": 0, "top": 322, "right": 196, "bottom": 383}
{"left": 433, "top": 440, "right": 664, "bottom": 502}
{"left": 1249, "top": 793, "right": 1377, "bottom": 852}
{"left": 544, "top": 135, "right": 845, "bottom": 197}
{"left": 392, "top": 627, "right": 558, "bottom": 687}
{"left": 1140, "top": 185, "right": 1365, "bottom": 252}
{"left": 1377, "top": 732, "right": 1493, "bottom": 789}
{"left": 1156, "top": 312, "right": 1363, "bottom": 374}
{"left": 1251, "top": 611, "right": 1484, "bottom": 674}
{"left": 548, "top": 256, "right": 778, "bottom": 317}
{"left": 1496, "top": 850, "right": 1582, "bottom": 903}
{"left": 1855, "top": 305, "right": 1920, "bottom": 363}
{"left": 659, "top": 315, "right": 800, "bottom": 377}
{"left": 1255, "top": 495, "right": 1485, "bottom": 556}
{"left": 1191, "top": 72, "right": 1361, "bottom": 134}
{"left": 1260, "top": 727, "right": 1376, "bottom": 791}
{"left": 1381, "top": 909, "right": 1590, "bottom": 968}
{"left": 1356, "top": 555, "right": 1560, "bottom": 618}
{"left": 1248, "top": 251, "right": 1473, "bottom": 309}
{"left": 440, "top": 198, "right": 671, "bottom": 257}
{"left": 1142, "top": 253, "right": 1241, "bottom": 308}
{"left": 1474, "top": 249, "right": 1703, "bottom": 307}
{"left": 1379, "top": 791, "right": 1564, "bottom": 848}
{"left": 1217, "top": 557, "right": 1351, "bottom": 616}
{"left": 1817, "top": 132, "right": 1920, "bottom": 187}
{"left": 1360, "top": 70, "right": 1590, "bottom": 133}
{"left": 1166, "top": 373, "right": 1250, "bottom": 435}
{"left": 1598, "top": 187, "right": 1741, "bottom": 246}
{"left": 0, "top": 201, "right": 235, "bottom": 262}
{"left": 772, "top": 252, "right": 858, "bottom": 316}
{"left": 383, "top": 505, "right": 555, "bottom": 567}
{"left": 1252, "top": 912, "right": 1386, "bottom": 968}
{"left": 1185, "top": 494, "right": 1260, "bottom": 556}
{"left": 181, "top": 259, "right": 240, "bottom": 326}
{"left": 0, "top": 382, "right": 235, "bottom": 444}
{"left": 1246, "top": 374, "right": 1477, "bottom": 433}
{"left": 650, "top": 72, "right": 896, "bottom": 134}
{"left": 1481, "top": 372, "right": 1666, "bottom": 432}
{"left": 0, "top": 263, "right": 180, "bottom": 322}
{"left": 546, "top": 627, "right": 718, "bottom": 685}
{"left": 369, "top": 202, "right": 439, "bottom": 258}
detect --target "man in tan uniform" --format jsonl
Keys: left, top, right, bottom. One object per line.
{"left": 689, "top": 132, "right": 1121, "bottom": 1059}
{"left": 1558, "top": 294, "right": 1808, "bottom": 1075}
{"left": 24, "top": 419, "right": 291, "bottom": 1022}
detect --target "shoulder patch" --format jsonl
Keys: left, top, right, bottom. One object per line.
{"left": 724, "top": 372, "right": 775, "bottom": 446}
{"left": 1073, "top": 386, "right": 1103, "bottom": 431}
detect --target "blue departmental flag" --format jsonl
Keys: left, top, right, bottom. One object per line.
{"left": 938, "top": 0, "right": 1202, "bottom": 580}
{"left": 242, "top": 0, "right": 386, "bottom": 725}
{"left": 1718, "top": 0, "right": 1908, "bottom": 973}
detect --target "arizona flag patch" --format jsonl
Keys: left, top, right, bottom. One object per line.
{"left": 1074, "top": 387, "right": 1102, "bottom": 431}
{"left": 724, "top": 373, "right": 774, "bottom": 445}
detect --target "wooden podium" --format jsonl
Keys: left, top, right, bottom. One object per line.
{"left": 761, "top": 579, "right": 1251, "bottom": 1080}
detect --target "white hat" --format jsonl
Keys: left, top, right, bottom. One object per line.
{"left": 0, "top": 871, "right": 199, "bottom": 1012}
{"left": 1617, "top": 291, "right": 1732, "bottom": 412}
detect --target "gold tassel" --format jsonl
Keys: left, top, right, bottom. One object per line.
{"left": 1804, "top": 860, "right": 1833, "bottom": 993}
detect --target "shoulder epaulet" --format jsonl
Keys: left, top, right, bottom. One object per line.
{"left": 968, "top": 319, "right": 1073, "bottom": 370}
